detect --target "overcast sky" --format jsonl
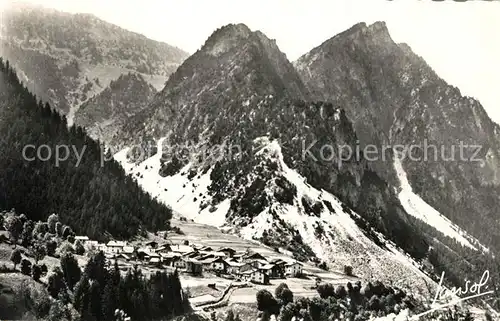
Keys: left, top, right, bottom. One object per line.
{"left": 2, "top": 0, "right": 500, "bottom": 124}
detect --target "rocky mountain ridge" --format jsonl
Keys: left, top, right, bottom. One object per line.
{"left": 0, "top": 3, "right": 188, "bottom": 123}
{"left": 74, "top": 72, "right": 157, "bottom": 142}
{"left": 294, "top": 21, "right": 500, "bottom": 254}
{"left": 118, "top": 23, "right": 310, "bottom": 147}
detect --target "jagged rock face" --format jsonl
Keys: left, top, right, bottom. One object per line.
{"left": 0, "top": 3, "right": 188, "bottom": 119}
{"left": 74, "top": 73, "right": 157, "bottom": 142}
{"left": 121, "top": 23, "right": 310, "bottom": 144}
{"left": 295, "top": 21, "right": 500, "bottom": 251}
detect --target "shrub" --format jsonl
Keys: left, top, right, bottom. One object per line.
{"left": 335, "top": 285, "right": 347, "bottom": 298}
{"left": 56, "top": 242, "right": 74, "bottom": 257}
{"left": 318, "top": 261, "right": 328, "bottom": 271}
{"left": 10, "top": 249, "right": 22, "bottom": 269}
{"left": 32, "top": 241, "right": 47, "bottom": 264}
{"left": 32, "top": 264, "right": 42, "bottom": 281}
{"left": 344, "top": 265, "right": 353, "bottom": 276}
{"left": 46, "top": 239, "right": 57, "bottom": 257}
{"left": 317, "top": 283, "right": 335, "bottom": 299}
{"left": 171, "top": 226, "right": 184, "bottom": 235}
{"left": 368, "top": 295, "right": 381, "bottom": 311}
{"left": 361, "top": 282, "right": 373, "bottom": 297}
{"left": 279, "top": 303, "right": 296, "bottom": 321}
{"left": 256, "top": 289, "right": 279, "bottom": 314}
{"left": 275, "top": 283, "right": 294, "bottom": 305}
{"left": 74, "top": 240, "right": 85, "bottom": 255}
{"left": 20, "top": 259, "right": 32, "bottom": 275}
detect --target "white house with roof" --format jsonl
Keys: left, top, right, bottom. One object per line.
{"left": 251, "top": 269, "right": 270, "bottom": 284}
{"left": 171, "top": 244, "right": 194, "bottom": 254}
{"left": 122, "top": 246, "right": 136, "bottom": 256}
{"left": 75, "top": 236, "right": 99, "bottom": 249}
{"left": 106, "top": 241, "right": 127, "bottom": 253}
{"left": 83, "top": 240, "right": 99, "bottom": 250}
{"left": 199, "top": 257, "right": 226, "bottom": 272}
{"left": 225, "top": 261, "right": 252, "bottom": 275}
{"left": 240, "top": 269, "right": 269, "bottom": 284}
{"left": 285, "top": 261, "right": 303, "bottom": 277}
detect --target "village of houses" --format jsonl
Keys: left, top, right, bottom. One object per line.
{"left": 74, "top": 235, "right": 304, "bottom": 286}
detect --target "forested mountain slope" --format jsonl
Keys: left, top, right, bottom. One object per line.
{"left": 0, "top": 3, "right": 188, "bottom": 124}
{"left": 0, "top": 58, "right": 172, "bottom": 240}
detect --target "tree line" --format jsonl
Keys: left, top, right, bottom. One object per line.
{"left": 253, "top": 281, "right": 477, "bottom": 321}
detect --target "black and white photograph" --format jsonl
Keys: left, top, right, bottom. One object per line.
{"left": 0, "top": 0, "right": 499, "bottom": 320}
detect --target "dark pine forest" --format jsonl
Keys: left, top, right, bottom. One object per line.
{"left": 0, "top": 58, "right": 172, "bottom": 240}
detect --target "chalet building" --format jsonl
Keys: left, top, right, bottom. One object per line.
{"left": 160, "top": 252, "right": 180, "bottom": 266}
{"left": 184, "top": 251, "right": 201, "bottom": 259}
{"left": 75, "top": 236, "right": 89, "bottom": 242}
{"left": 171, "top": 244, "right": 195, "bottom": 254}
{"left": 240, "top": 270, "right": 253, "bottom": 282}
{"left": 270, "top": 259, "right": 287, "bottom": 277}
{"left": 171, "top": 256, "right": 185, "bottom": 269}
{"left": 226, "top": 261, "right": 252, "bottom": 275}
{"left": 94, "top": 237, "right": 305, "bottom": 282}
{"left": 75, "top": 236, "right": 98, "bottom": 249}
{"left": 156, "top": 244, "right": 172, "bottom": 253}
{"left": 219, "top": 247, "right": 236, "bottom": 258}
{"left": 185, "top": 259, "right": 203, "bottom": 275}
{"left": 173, "top": 257, "right": 188, "bottom": 269}
{"left": 149, "top": 257, "right": 161, "bottom": 267}
{"left": 122, "top": 246, "right": 136, "bottom": 258}
{"left": 137, "top": 249, "right": 156, "bottom": 261}
{"left": 285, "top": 261, "right": 303, "bottom": 277}
{"left": 145, "top": 241, "right": 159, "bottom": 251}
{"left": 241, "top": 269, "right": 269, "bottom": 284}
{"left": 259, "top": 263, "right": 284, "bottom": 279}
{"left": 106, "top": 241, "right": 127, "bottom": 253}
{"left": 200, "top": 257, "right": 226, "bottom": 273}
{"left": 198, "top": 252, "right": 226, "bottom": 261}
{"left": 249, "top": 259, "right": 268, "bottom": 269}
{"left": 243, "top": 252, "right": 267, "bottom": 262}
{"left": 251, "top": 269, "right": 270, "bottom": 284}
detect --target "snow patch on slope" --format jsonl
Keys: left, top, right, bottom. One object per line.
{"left": 240, "top": 137, "right": 433, "bottom": 285}
{"left": 115, "top": 136, "right": 436, "bottom": 288}
{"left": 393, "top": 156, "right": 479, "bottom": 250}
{"left": 114, "top": 139, "right": 229, "bottom": 227}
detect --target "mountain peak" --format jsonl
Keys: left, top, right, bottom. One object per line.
{"left": 201, "top": 23, "right": 253, "bottom": 55}
{"left": 329, "top": 21, "right": 393, "bottom": 47}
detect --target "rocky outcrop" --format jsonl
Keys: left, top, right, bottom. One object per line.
{"left": 295, "top": 21, "right": 500, "bottom": 254}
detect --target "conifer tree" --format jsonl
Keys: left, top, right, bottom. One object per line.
{"left": 60, "top": 253, "right": 81, "bottom": 290}
{"left": 10, "top": 249, "right": 21, "bottom": 269}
